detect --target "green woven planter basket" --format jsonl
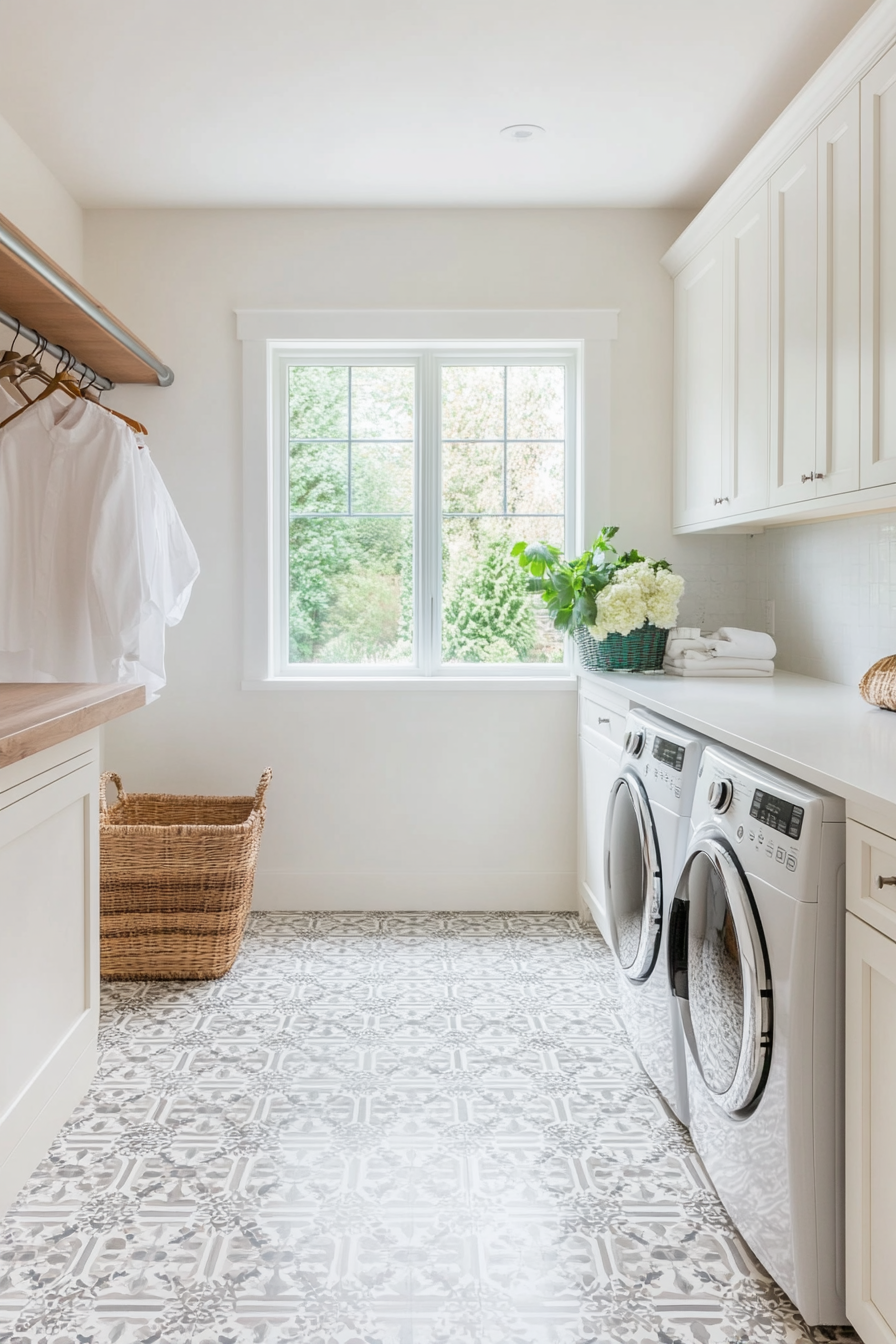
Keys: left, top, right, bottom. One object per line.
{"left": 574, "top": 622, "right": 669, "bottom": 673}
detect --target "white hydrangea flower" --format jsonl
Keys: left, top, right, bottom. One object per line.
{"left": 645, "top": 568, "right": 685, "bottom": 628}
{"left": 589, "top": 576, "right": 647, "bottom": 641}
{"left": 587, "top": 561, "right": 684, "bottom": 640}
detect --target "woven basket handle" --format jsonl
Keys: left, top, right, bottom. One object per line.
{"left": 99, "top": 772, "right": 127, "bottom": 814}
{"left": 253, "top": 768, "right": 273, "bottom": 812}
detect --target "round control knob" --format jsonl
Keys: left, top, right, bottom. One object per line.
{"left": 624, "top": 728, "right": 645, "bottom": 757}
{"left": 708, "top": 778, "right": 734, "bottom": 813}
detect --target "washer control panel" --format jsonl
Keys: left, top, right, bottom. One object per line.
{"left": 622, "top": 710, "right": 705, "bottom": 816}
{"left": 692, "top": 746, "right": 827, "bottom": 900}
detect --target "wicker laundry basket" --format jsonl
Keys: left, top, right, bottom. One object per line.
{"left": 99, "top": 768, "right": 272, "bottom": 981}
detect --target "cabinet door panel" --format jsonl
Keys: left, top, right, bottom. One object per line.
{"left": 862, "top": 45, "right": 896, "bottom": 488}
{"left": 724, "top": 186, "right": 770, "bottom": 516}
{"left": 673, "top": 240, "right": 724, "bottom": 527}
{"left": 771, "top": 135, "right": 819, "bottom": 506}
{"left": 578, "top": 731, "right": 621, "bottom": 943}
{"left": 846, "top": 913, "right": 896, "bottom": 1344}
{"left": 818, "top": 87, "right": 861, "bottom": 497}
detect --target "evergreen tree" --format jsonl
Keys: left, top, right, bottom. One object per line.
{"left": 442, "top": 538, "right": 537, "bottom": 662}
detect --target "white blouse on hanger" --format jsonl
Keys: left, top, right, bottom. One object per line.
{"left": 0, "top": 388, "right": 198, "bottom": 699}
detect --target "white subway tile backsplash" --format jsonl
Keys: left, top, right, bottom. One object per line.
{"left": 745, "top": 512, "right": 896, "bottom": 686}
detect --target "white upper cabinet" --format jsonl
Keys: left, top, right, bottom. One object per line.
{"left": 817, "top": 87, "right": 861, "bottom": 497}
{"left": 862, "top": 44, "right": 896, "bottom": 489}
{"left": 672, "top": 196, "right": 769, "bottom": 530}
{"left": 673, "top": 237, "right": 725, "bottom": 527}
{"left": 664, "top": 10, "right": 896, "bottom": 534}
{"left": 724, "top": 186, "right": 770, "bottom": 518}
{"left": 770, "top": 134, "right": 819, "bottom": 507}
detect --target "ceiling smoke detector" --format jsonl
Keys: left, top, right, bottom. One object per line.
{"left": 500, "top": 124, "right": 546, "bottom": 142}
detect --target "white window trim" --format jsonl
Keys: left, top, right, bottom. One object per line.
{"left": 239, "top": 309, "right": 616, "bottom": 688}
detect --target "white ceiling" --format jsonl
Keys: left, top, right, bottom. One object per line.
{"left": 0, "top": 0, "right": 877, "bottom": 210}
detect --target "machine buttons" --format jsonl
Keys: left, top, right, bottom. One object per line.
{"left": 776, "top": 847, "right": 786, "bottom": 863}
{"left": 786, "top": 853, "right": 798, "bottom": 872}
{"left": 736, "top": 825, "right": 744, "bottom": 841}
{"left": 708, "top": 778, "right": 734, "bottom": 813}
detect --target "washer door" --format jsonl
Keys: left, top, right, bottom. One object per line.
{"left": 604, "top": 772, "right": 662, "bottom": 982}
{"left": 669, "top": 835, "right": 772, "bottom": 1115}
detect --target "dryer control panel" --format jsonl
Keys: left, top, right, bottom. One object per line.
{"left": 691, "top": 746, "right": 840, "bottom": 902}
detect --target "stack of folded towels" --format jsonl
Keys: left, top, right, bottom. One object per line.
{"left": 663, "top": 626, "right": 776, "bottom": 677}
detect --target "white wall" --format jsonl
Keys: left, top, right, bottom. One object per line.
{"left": 745, "top": 513, "right": 896, "bottom": 688}
{"left": 85, "top": 205, "right": 752, "bottom": 911}
{"left": 0, "top": 112, "right": 82, "bottom": 281}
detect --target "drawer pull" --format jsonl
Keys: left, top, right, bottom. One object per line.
{"left": 877, "top": 875, "right": 896, "bottom": 888}
{"left": 598, "top": 717, "right": 611, "bottom": 725}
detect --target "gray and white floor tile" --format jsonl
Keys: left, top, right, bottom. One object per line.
{"left": 0, "top": 912, "right": 859, "bottom": 1343}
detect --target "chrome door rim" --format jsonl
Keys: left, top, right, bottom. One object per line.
{"left": 604, "top": 771, "right": 662, "bottom": 983}
{"left": 671, "top": 833, "right": 772, "bottom": 1116}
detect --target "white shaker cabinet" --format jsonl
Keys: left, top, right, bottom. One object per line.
{"left": 861, "top": 43, "right": 896, "bottom": 489}
{"left": 769, "top": 134, "right": 819, "bottom": 507}
{"left": 577, "top": 679, "right": 627, "bottom": 942}
{"left": 722, "top": 186, "right": 770, "bottom": 518}
{"left": 673, "top": 237, "right": 725, "bottom": 527}
{"left": 816, "top": 87, "right": 861, "bottom": 498}
{"left": 0, "top": 735, "right": 100, "bottom": 1216}
{"left": 672, "top": 192, "right": 770, "bottom": 530}
{"left": 845, "top": 818, "right": 896, "bottom": 1344}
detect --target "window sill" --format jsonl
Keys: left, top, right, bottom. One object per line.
{"left": 242, "top": 676, "right": 577, "bottom": 692}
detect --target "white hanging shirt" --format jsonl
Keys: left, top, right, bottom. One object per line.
{"left": 0, "top": 392, "right": 198, "bottom": 696}
{"left": 132, "top": 437, "right": 199, "bottom": 700}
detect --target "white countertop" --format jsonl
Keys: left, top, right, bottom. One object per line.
{"left": 580, "top": 668, "right": 896, "bottom": 816}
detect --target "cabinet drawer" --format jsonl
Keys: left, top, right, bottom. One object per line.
{"left": 579, "top": 698, "right": 625, "bottom": 746}
{"left": 847, "top": 820, "right": 896, "bottom": 941}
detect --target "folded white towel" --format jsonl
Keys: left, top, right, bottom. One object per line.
{"left": 667, "top": 652, "right": 775, "bottom": 672}
{"left": 663, "top": 664, "right": 774, "bottom": 678}
{"left": 667, "top": 627, "right": 702, "bottom": 641}
{"left": 708, "top": 627, "right": 777, "bottom": 660}
{"left": 665, "top": 638, "right": 713, "bottom": 658}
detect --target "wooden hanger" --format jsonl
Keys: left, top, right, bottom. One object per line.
{"left": 0, "top": 371, "right": 71, "bottom": 429}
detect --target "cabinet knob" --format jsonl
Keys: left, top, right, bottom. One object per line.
{"left": 815, "top": 471, "right": 824, "bottom": 480}
{"left": 877, "top": 875, "right": 896, "bottom": 888}
{"left": 713, "top": 496, "right": 730, "bottom": 506}
{"left": 801, "top": 473, "right": 814, "bottom": 483}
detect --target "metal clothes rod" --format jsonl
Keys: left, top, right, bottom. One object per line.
{"left": 0, "top": 307, "right": 115, "bottom": 392}
{"left": 0, "top": 217, "right": 174, "bottom": 388}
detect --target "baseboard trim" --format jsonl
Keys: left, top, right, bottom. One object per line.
{"left": 251, "top": 870, "right": 577, "bottom": 912}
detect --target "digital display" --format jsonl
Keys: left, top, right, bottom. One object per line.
{"left": 750, "top": 789, "right": 804, "bottom": 839}
{"left": 652, "top": 736, "right": 686, "bottom": 772}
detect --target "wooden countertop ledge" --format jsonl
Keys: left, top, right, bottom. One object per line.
{"left": 0, "top": 683, "right": 145, "bottom": 768}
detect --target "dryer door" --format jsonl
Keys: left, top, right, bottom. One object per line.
{"left": 669, "top": 834, "right": 772, "bottom": 1115}
{"left": 604, "top": 772, "right": 662, "bottom": 982}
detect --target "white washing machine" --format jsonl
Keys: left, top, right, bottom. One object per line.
{"left": 604, "top": 708, "right": 707, "bottom": 1124}
{"left": 669, "top": 744, "right": 846, "bottom": 1326}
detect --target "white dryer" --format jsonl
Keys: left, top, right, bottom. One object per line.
{"left": 604, "top": 709, "right": 707, "bottom": 1124}
{"left": 669, "top": 744, "right": 846, "bottom": 1326}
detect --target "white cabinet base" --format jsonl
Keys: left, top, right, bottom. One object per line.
{"left": 0, "top": 733, "right": 100, "bottom": 1217}
{"left": 846, "top": 910, "right": 896, "bottom": 1344}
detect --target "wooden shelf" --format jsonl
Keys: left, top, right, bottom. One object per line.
{"left": 0, "top": 212, "right": 172, "bottom": 386}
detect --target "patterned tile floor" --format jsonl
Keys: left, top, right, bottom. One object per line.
{"left": 0, "top": 912, "right": 860, "bottom": 1344}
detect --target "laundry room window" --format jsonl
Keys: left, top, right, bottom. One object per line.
{"left": 267, "top": 343, "right": 578, "bottom": 678}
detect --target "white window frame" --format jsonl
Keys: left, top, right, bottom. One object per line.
{"left": 239, "top": 310, "right": 617, "bottom": 687}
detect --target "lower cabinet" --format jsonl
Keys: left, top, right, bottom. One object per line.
{"left": 577, "top": 681, "right": 626, "bottom": 942}
{"left": 0, "top": 733, "right": 100, "bottom": 1216}
{"left": 846, "top": 816, "right": 896, "bottom": 1344}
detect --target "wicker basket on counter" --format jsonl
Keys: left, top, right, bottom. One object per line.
{"left": 859, "top": 655, "right": 896, "bottom": 711}
{"left": 574, "top": 622, "right": 669, "bottom": 673}
{"left": 99, "top": 768, "right": 272, "bottom": 981}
